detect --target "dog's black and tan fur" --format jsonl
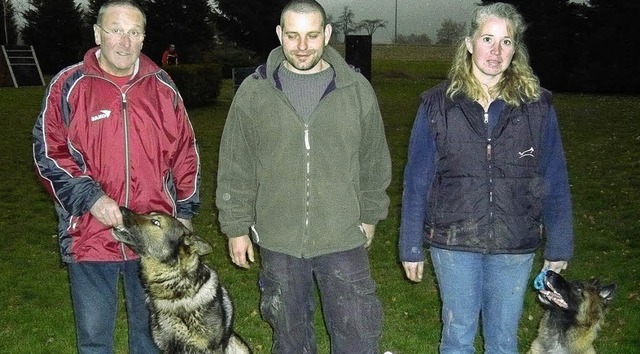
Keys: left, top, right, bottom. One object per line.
{"left": 528, "top": 270, "right": 616, "bottom": 354}
{"left": 112, "top": 207, "right": 251, "bottom": 354}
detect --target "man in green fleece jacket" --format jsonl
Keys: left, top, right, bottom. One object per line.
{"left": 215, "top": 1, "right": 391, "bottom": 352}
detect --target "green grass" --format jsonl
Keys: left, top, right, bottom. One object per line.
{"left": 1, "top": 45, "right": 638, "bottom": 353}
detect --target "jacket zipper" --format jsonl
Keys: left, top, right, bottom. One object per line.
{"left": 303, "top": 124, "right": 311, "bottom": 249}
{"left": 87, "top": 73, "right": 155, "bottom": 260}
{"left": 485, "top": 109, "right": 494, "bottom": 243}
{"left": 121, "top": 91, "right": 130, "bottom": 259}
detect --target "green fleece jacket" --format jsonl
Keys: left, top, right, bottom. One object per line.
{"left": 216, "top": 46, "right": 391, "bottom": 258}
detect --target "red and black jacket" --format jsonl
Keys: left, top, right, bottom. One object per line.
{"left": 33, "top": 47, "right": 200, "bottom": 263}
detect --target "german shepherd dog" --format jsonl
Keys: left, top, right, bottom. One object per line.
{"left": 528, "top": 270, "right": 616, "bottom": 354}
{"left": 112, "top": 207, "right": 252, "bottom": 354}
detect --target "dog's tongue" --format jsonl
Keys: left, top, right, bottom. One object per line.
{"left": 540, "top": 289, "right": 568, "bottom": 309}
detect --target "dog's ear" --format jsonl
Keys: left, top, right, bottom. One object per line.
{"left": 599, "top": 283, "right": 617, "bottom": 304}
{"left": 184, "top": 234, "right": 213, "bottom": 256}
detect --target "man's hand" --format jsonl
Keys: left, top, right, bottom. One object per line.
{"left": 361, "top": 223, "right": 376, "bottom": 249}
{"left": 402, "top": 261, "right": 424, "bottom": 282}
{"left": 543, "top": 260, "right": 568, "bottom": 274}
{"left": 90, "top": 195, "right": 122, "bottom": 227}
{"left": 228, "top": 235, "right": 255, "bottom": 269}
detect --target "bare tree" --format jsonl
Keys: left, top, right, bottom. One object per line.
{"left": 336, "top": 6, "right": 360, "bottom": 38}
{"left": 359, "top": 19, "right": 388, "bottom": 36}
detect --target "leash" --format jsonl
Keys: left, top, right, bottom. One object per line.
{"left": 533, "top": 268, "right": 549, "bottom": 290}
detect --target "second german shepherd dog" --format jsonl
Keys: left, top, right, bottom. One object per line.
{"left": 112, "top": 207, "right": 252, "bottom": 354}
{"left": 528, "top": 270, "right": 616, "bottom": 354}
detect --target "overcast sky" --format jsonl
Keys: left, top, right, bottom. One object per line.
{"left": 317, "top": 0, "right": 478, "bottom": 43}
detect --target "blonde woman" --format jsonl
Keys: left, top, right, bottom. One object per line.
{"left": 399, "top": 3, "right": 573, "bottom": 353}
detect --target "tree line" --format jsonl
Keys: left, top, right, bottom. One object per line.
{"left": 1, "top": 0, "right": 638, "bottom": 94}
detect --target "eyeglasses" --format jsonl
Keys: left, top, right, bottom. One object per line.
{"left": 96, "top": 24, "right": 145, "bottom": 40}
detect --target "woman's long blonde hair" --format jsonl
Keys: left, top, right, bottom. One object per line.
{"left": 446, "top": 2, "right": 541, "bottom": 107}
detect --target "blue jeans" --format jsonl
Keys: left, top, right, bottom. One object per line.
{"left": 68, "top": 260, "right": 159, "bottom": 354}
{"left": 430, "top": 247, "right": 534, "bottom": 354}
{"left": 259, "top": 246, "right": 383, "bottom": 354}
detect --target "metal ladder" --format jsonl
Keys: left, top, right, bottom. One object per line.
{"left": 1, "top": 45, "right": 45, "bottom": 87}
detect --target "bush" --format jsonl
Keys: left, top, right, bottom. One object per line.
{"left": 205, "top": 46, "right": 261, "bottom": 78}
{"left": 164, "top": 63, "right": 223, "bottom": 108}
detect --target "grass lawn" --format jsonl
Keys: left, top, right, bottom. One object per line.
{"left": 1, "top": 45, "right": 638, "bottom": 353}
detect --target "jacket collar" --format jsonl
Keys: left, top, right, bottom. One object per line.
{"left": 264, "top": 45, "right": 358, "bottom": 90}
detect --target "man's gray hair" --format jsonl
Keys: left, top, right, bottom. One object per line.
{"left": 97, "top": 0, "right": 146, "bottom": 28}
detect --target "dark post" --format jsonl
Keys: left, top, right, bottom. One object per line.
{"left": 344, "top": 35, "right": 372, "bottom": 82}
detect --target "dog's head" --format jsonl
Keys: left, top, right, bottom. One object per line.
{"left": 536, "top": 270, "right": 616, "bottom": 316}
{"left": 112, "top": 207, "right": 212, "bottom": 264}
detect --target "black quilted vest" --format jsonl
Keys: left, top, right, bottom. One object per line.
{"left": 423, "top": 82, "right": 552, "bottom": 254}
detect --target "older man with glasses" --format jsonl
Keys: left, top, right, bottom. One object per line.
{"left": 32, "top": 1, "right": 200, "bottom": 353}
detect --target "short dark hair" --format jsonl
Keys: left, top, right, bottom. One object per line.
{"left": 97, "top": 0, "right": 146, "bottom": 28}
{"left": 280, "top": 0, "right": 327, "bottom": 27}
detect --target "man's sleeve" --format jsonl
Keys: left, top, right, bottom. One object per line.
{"left": 172, "top": 97, "right": 201, "bottom": 219}
{"left": 359, "top": 86, "right": 392, "bottom": 224}
{"left": 215, "top": 102, "right": 257, "bottom": 238}
{"left": 32, "top": 76, "right": 103, "bottom": 216}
